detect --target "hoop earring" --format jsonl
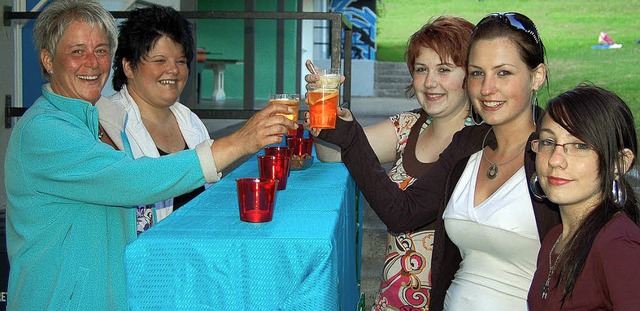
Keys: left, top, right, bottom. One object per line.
{"left": 529, "top": 172, "right": 546, "bottom": 200}
{"left": 612, "top": 178, "right": 627, "bottom": 206}
{"left": 471, "top": 105, "right": 484, "bottom": 125}
{"left": 531, "top": 90, "right": 539, "bottom": 125}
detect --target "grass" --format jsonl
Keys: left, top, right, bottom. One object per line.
{"left": 376, "top": 0, "right": 640, "bottom": 120}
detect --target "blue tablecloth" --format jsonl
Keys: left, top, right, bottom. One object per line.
{"left": 125, "top": 157, "right": 362, "bottom": 310}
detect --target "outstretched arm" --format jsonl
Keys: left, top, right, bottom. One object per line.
{"left": 317, "top": 115, "right": 485, "bottom": 232}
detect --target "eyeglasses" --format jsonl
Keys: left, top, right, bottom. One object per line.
{"left": 476, "top": 12, "right": 541, "bottom": 45}
{"left": 531, "top": 139, "right": 594, "bottom": 157}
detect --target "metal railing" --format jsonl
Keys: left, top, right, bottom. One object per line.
{"left": 3, "top": 8, "right": 353, "bottom": 127}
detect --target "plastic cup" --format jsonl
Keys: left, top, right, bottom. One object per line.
{"left": 294, "top": 123, "right": 305, "bottom": 138}
{"left": 264, "top": 146, "right": 293, "bottom": 158}
{"left": 258, "top": 155, "right": 291, "bottom": 190}
{"left": 308, "top": 69, "right": 340, "bottom": 129}
{"left": 269, "top": 94, "right": 300, "bottom": 134}
{"left": 288, "top": 137, "right": 313, "bottom": 157}
{"left": 236, "top": 178, "right": 278, "bottom": 222}
{"left": 264, "top": 146, "right": 293, "bottom": 176}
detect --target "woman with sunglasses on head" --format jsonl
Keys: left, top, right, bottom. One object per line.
{"left": 307, "top": 12, "right": 559, "bottom": 310}
{"left": 527, "top": 84, "right": 640, "bottom": 310}
{"left": 307, "top": 16, "right": 475, "bottom": 310}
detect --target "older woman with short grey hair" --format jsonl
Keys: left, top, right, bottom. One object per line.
{"left": 5, "top": 0, "right": 295, "bottom": 309}
{"left": 32, "top": 0, "right": 118, "bottom": 80}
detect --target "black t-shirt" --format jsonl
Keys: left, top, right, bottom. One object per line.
{"left": 158, "top": 144, "right": 206, "bottom": 210}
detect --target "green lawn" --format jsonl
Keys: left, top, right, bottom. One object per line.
{"left": 376, "top": 0, "right": 640, "bottom": 121}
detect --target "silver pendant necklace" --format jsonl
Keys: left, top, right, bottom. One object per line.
{"left": 481, "top": 128, "right": 526, "bottom": 179}
{"left": 541, "top": 234, "right": 564, "bottom": 299}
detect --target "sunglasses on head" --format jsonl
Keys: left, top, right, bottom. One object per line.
{"left": 476, "top": 12, "right": 541, "bottom": 44}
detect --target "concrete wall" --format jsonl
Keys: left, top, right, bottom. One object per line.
{"left": 313, "top": 58, "right": 374, "bottom": 97}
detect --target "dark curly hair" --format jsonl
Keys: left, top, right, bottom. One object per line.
{"left": 112, "top": 5, "right": 194, "bottom": 91}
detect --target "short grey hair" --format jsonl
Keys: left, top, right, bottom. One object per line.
{"left": 33, "top": 0, "right": 117, "bottom": 80}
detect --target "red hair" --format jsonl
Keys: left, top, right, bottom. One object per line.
{"left": 404, "top": 16, "right": 474, "bottom": 97}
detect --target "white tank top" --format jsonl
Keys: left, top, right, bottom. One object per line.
{"left": 442, "top": 151, "right": 540, "bottom": 311}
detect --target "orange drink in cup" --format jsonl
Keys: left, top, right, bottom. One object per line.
{"left": 269, "top": 94, "right": 300, "bottom": 134}
{"left": 308, "top": 69, "right": 340, "bottom": 129}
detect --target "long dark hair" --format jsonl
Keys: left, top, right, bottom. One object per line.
{"left": 540, "top": 83, "right": 640, "bottom": 303}
{"left": 468, "top": 12, "right": 549, "bottom": 124}
{"left": 112, "top": 5, "right": 194, "bottom": 91}
{"left": 470, "top": 12, "right": 546, "bottom": 75}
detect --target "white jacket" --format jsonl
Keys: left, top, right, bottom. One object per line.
{"left": 100, "top": 85, "right": 215, "bottom": 223}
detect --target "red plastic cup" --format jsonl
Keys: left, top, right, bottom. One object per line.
{"left": 236, "top": 178, "right": 278, "bottom": 222}
{"left": 288, "top": 137, "right": 313, "bottom": 156}
{"left": 258, "top": 155, "right": 291, "bottom": 190}
{"left": 264, "top": 146, "right": 293, "bottom": 176}
{"left": 295, "top": 123, "right": 305, "bottom": 138}
{"left": 286, "top": 135, "right": 295, "bottom": 149}
{"left": 264, "top": 146, "right": 293, "bottom": 158}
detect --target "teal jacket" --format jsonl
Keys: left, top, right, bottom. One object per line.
{"left": 4, "top": 85, "right": 219, "bottom": 310}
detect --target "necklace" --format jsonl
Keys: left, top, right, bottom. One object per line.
{"left": 98, "top": 125, "right": 104, "bottom": 139}
{"left": 481, "top": 128, "right": 526, "bottom": 179}
{"left": 541, "top": 234, "right": 564, "bottom": 299}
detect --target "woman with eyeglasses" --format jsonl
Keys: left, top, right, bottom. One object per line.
{"left": 527, "top": 84, "right": 640, "bottom": 310}
{"left": 306, "top": 12, "right": 560, "bottom": 310}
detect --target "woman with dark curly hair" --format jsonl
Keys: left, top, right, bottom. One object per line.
{"left": 101, "top": 5, "right": 208, "bottom": 233}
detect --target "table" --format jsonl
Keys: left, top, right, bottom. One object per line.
{"left": 125, "top": 156, "right": 363, "bottom": 310}
{"left": 203, "top": 58, "right": 243, "bottom": 101}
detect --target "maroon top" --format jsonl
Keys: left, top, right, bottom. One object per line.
{"left": 528, "top": 213, "right": 640, "bottom": 310}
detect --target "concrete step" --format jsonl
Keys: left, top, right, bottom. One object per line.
{"left": 375, "top": 88, "right": 408, "bottom": 98}
{"left": 376, "top": 76, "right": 411, "bottom": 84}
{"left": 375, "top": 61, "right": 408, "bottom": 71}
{"left": 374, "top": 61, "right": 410, "bottom": 98}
